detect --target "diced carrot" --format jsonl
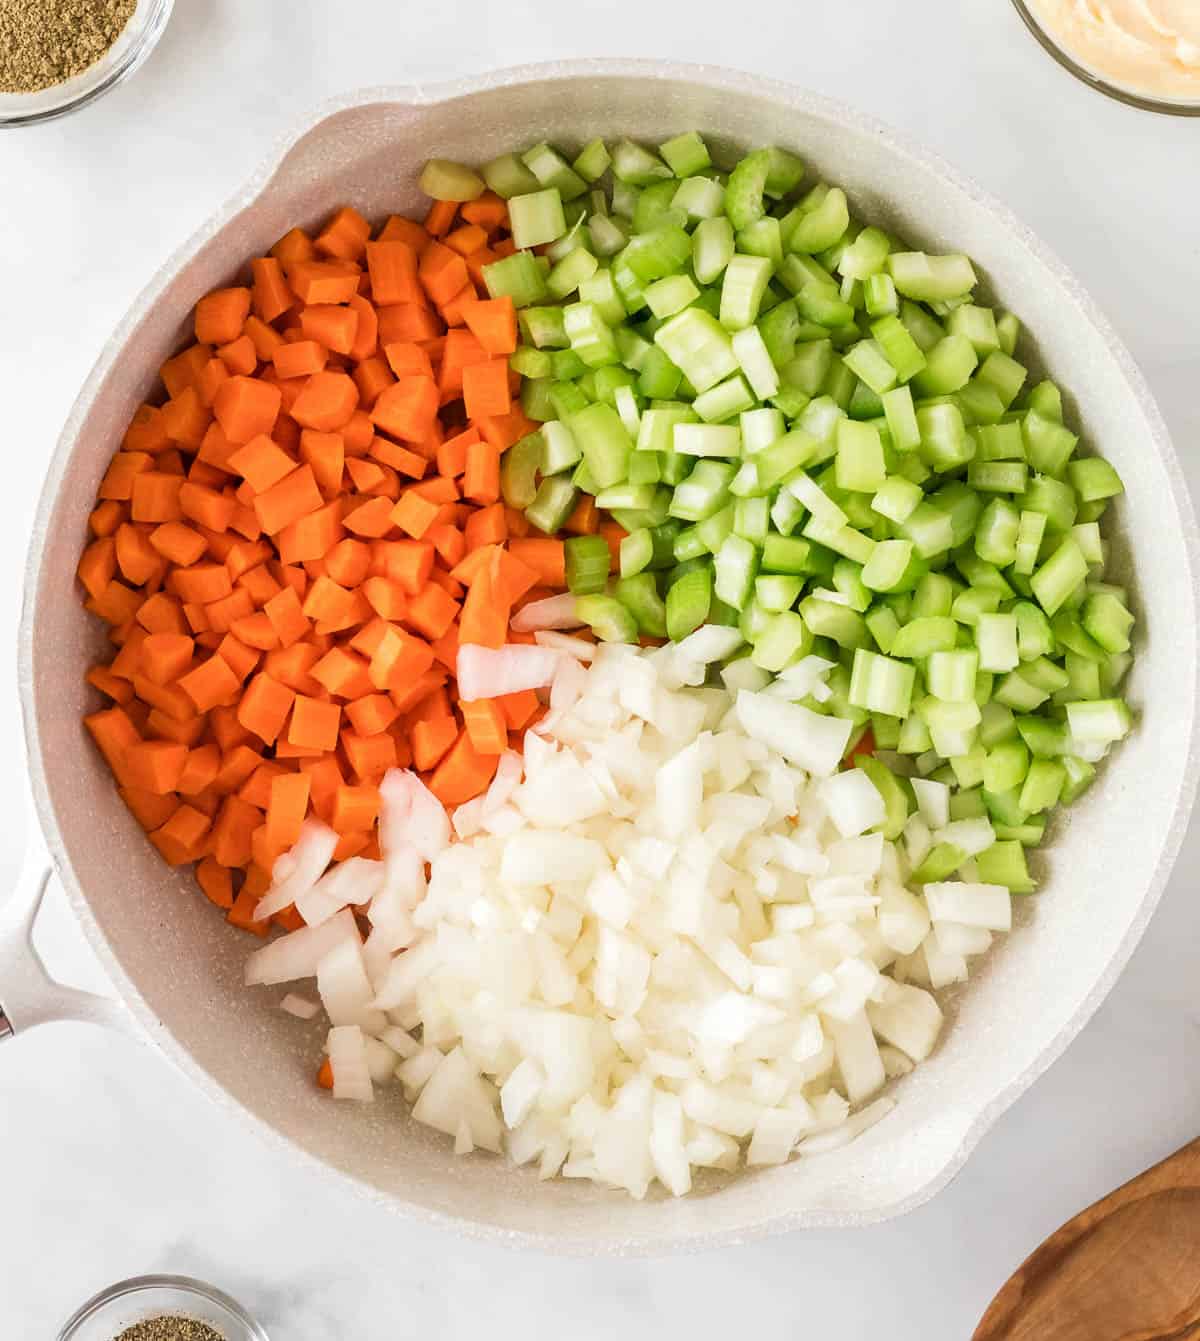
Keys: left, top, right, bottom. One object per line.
{"left": 460, "top": 698, "right": 508, "bottom": 755}
{"left": 288, "top": 695, "right": 341, "bottom": 751}
{"left": 215, "top": 744, "right": 263, "bottom": 793}
{"left": 404, "top": 582, "right": 460, "bottom": 640}
{"left": 218, "top": 334, "right": 258, "bottom": 377}
{"left": 227, "top": 885, "right": 270, "bottom": 936}
{"left": 367, "top": 624, "right": 434, "bottom": 691}
{"left": 236, "top": 671, "right": 295, "bottom": 745}
{"left": 330, "top": 783, "right": 380, "bottom": 834}
{"left": 497, "top": 688, "right": 541, "bottom": 730}
{"left": 205, "top": 589, "right": 256, "bottom": 635}
{"left": 276, "top": 501, "right": 343, "bottom": 565}
{"left": 424, "top": 199, "right": 458, "bottom": 238}
{"left": 131, "top": 473, "right": 185, "bottom": 525}
{"left": 263, "top": 585, "right": 311, "bottom": 647}
{"left": 476, "top": 408, "right": 537, "bottom": 452}
{"left": 140, "top": 632, "right": 194, "bottom": 685}
{"left": 370, "top": 375, "right": 438, "bottom": 443}
{"left": 351, "top": 353, "right": 394, "bottom": 409}
{"left": 463, "top": 501, "right": 507, "bottom": 551}
{"left": 372, "top": 539, "right": 434, "bottom": 593}
{"left": 346, "top": 295, "right": 378, "bottom": 365}
{"left": 461, "top": 192, "right": 508, "bottom": 232}
{"left": 212, "top": 375, "right": 281, "bottom": 445}
{"left": 389, "top": 668, "right": 447, "bottom": 714}
{"left": 178, "top": 744, "right": 221, "bottom": 795}
{"left": 195, "top": 287, "right": 251, "bottom": 346}
{"left": 444, "top": 223, "right": 488, "bottom": 257}
{"left": 323, "top": 537, "right": 371, "bottom": 587}
{"left": 316, "top": 1058, "right": 334, "bottom": 1089}
{"left": 345, "top": 693, "right": 398, "bottom": 736}
{"left": 272, "top": 339, "right": 327, "bottom": 380}
{"left": 253, "top": 464, "right": 323, "bottom": 535}
{"left": 429, "top": 730, "right": 498, "bottom": 805}
{"left": 460, "top": 297, "right": 518, "bottom": 356}
{"left": 390, "top": 490, "right": 443, "bottom": 540}
{"left": 265, "top": 770, "right": 311, "bottom": 851}
{"left": 89, "top": 500, "right": 127, "bottom": 537}
{"left": 462, "top": 437, "right": 501, "bottom": 505}
{"left": 315, "top": 206, "right": 370, "bottom": 262}
{"left": 427, "top": 523, "right": 466, "bottom": 570}
{"left": 149, "top": 805, "right": 211, "bottom": 865}
{"left": 271, "top": 227, "right": 316, "bottom": 266}
{"left": 361, "top": 576, "right": 409, "bottom": 621}
{"left": 300, "top": 303, "right": 359, "bottom": 356}
{"left": 122, "top": 740, "right": 188, "bottom": 794}
{"left": 410, "top": 714, "right": 457, "bottom": 771}
{"left": 196, "top": 857, "right": 235, "bottom": 910}
{"left": 291, "top": 370, "right": 359, "bottom": 432}
{"left": 86, "top": 580, "right": 145, "bottom": 627}
{"left": 160, "top": 344, "right": 211, "bottom": 398}
{"left": 564, "top": 494, "right": 599, "bottom": 535}
{"left": 507, "top": 537, "right": 565, "bottom": 587}
{"left": 123, "top": 404, "right": 171, "bottom": 455}
{"left": 211, "top": 795, "right": 261, "bottom": 868}
{"left": 86, "top": 663, "right": 134, "bottom": 704}
{"left": 289, "top": 259, "right": 361, "bottom": 306}
{"left": 178, "top": 653, "right": 240, "bottom": 712}
{"left": 251, "top": 256, "right": 294, "bottom": 323}
{"left": 226, "top": 435, "right": 296, "bottom": 494}
{"left": 149, "top": 522, "right": 207, "bottom": 567}
{"left": 77, "top": 537, "right": 118, "bottom": 600}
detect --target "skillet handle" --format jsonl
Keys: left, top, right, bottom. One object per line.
{"left": 0, "top": 831, "right": 139, "bottom": 1043}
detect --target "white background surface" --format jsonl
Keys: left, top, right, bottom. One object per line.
{"left": 2, "top": 3, "right": 1198, "bottom": 1337}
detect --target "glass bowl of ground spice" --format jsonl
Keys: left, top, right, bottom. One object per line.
{"left": 0, "top": 0, "right": 173, "bottom": 128}
{"left": 56, "top": 1274, "right": 269, "bottom": 1341}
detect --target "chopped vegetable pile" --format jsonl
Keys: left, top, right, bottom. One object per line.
{"left": 77, "top": 128, "right": 1136, "bottom": 1196}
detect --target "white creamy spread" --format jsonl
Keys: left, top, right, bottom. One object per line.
{"left": 1030, "top": 0, "right": 1200, "bottom": 100}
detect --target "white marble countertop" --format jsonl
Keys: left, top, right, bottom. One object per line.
{"left": 2, "top": 3, "right": 1199, "bottom": 1336}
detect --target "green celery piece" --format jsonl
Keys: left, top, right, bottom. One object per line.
{"left": 659, "top": 131, "right": 711, "bottom": 177}
{"left": 572, "top": 138, "right": 611, "bottom": 183}
{"left": 725, "top": 150, "right": 772, "bottom": 231}
{"left": 666, "top": 563, "right": 714, "bottom": 640}
{"left": 524, "top": 476, "right": 578, "bottom": 534}
{"left": 615, "top": 573, "right": 669, "bottom": 637}
{"left": 576, "top": 594, "right": 639, "bottom": 643}
{"left": 500, "top": 432, "right": 543, "bottom": 509}
{"left": 751, "top": 610, "right": 811, "bottom": 671}
{"left": 611, "top": 139, "right": 673, "bottom": 185}
{"left": 482, "top": 153, "right": 541, "bottom": 198}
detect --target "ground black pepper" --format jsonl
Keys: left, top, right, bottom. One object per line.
{"left": 0, "top": 0, "right": 137, "bottom": 95}
{"left": 114, "top": 1317, "right": 226, "bottom": 1341}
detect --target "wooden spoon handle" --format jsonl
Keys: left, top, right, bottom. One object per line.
{"left": 973, "top": 1138, "right": 1200, "bottom": 1341}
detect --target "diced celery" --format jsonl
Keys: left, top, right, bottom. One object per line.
{"left": 572, "top": 138, "right": 611, "bottom": 183}
{"left": 615, "top": 573, "right": 668, "bottom": 637}
{"left": 611, "top": 138, "right": 673, "bottom": 185}
{"left": 665, "top": 563, "right": 713, "bottom": 639}
{"left": 524, "top": 476, "right": 579, "bottom": 534}
{"left": 887, "top": 252, "right": 977, "bottom": 302}
{"left": 849, "top": 649, "right": 916, "bottom": 717}
{"left": 509, "top": 188, "right": 568, "bottom": 250}
{"left": 482, "top": 153, "right": 541, "bottom": 198}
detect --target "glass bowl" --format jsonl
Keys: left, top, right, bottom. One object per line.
{"left": 1011, "top": 0, "right": 1200, "bottom": 115}
{"left": 0, "top": 0, "right": 173, "bottom": 129}
{"left": 57, "top": 1274, "right": 269, "bottom": 1341}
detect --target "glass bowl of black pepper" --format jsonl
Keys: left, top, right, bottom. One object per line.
{"left": 56, "top": 1274, "right": 269, "bottom": 1341}
{"left": 0, "top": 0, "right": 173, "bottom": 128}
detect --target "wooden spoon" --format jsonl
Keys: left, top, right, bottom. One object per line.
{"left": 973, "top": 1138, "right": 1200, "bottom": 1340}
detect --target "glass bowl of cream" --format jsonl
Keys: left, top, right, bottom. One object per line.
{"left": 1012, "top": 0, "right": 1200, "bottom": 114}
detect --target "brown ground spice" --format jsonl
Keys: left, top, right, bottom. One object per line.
{"left": 0, "top": 0, "right": 137, "bottom": 94}
{"left": 114, "top": 1317, "right": 226, "bottom": 1341}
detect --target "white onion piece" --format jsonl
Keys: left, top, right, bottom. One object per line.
{"left": 456, "top": 644, "right": 560, "bottom": 700}
{"left": 279, "top": 993, "right": 319, "bottom": 1020}
{"left": 254, "top": 819, "right": 338, "bottom": 920}
{"left": 244, "top": 909, "right": 358, "bottom": 986}
{"left": 532, "top": 630, "right": 596, "bottom": 662}
{"left": 327, "top": 1025, "right": 374, "bottom": 1102}
{"left": 510, "top": 593, "right": 581, "bottom": 632}
{"left": 735, "top": 689, "right": 852, "bottom": 777}
{"left": 379, "top": 769, "right": 449, "bottom": 863}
